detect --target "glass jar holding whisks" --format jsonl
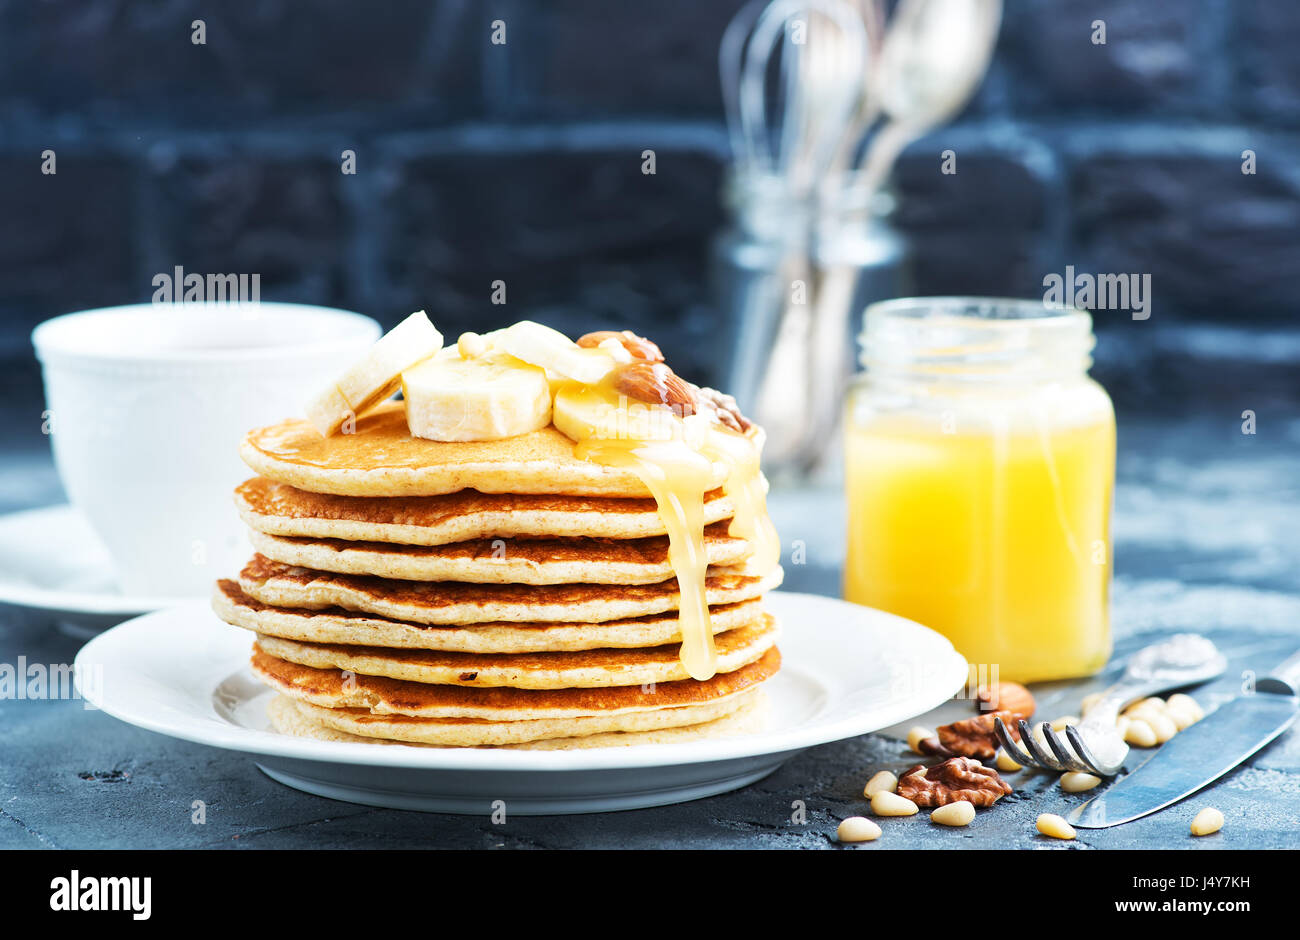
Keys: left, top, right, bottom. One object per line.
{"left": 712, "top": 169, "right": 907, "bottom": 482}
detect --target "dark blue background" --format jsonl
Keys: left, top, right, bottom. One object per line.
{"left": 1, "top": 0, "right": 1297, "bottom": 421}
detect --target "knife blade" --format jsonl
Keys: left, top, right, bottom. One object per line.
{"left": 1069, "top": 655, "right": 1300, "bottom": 829}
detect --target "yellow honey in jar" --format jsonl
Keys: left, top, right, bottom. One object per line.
{"left": 843, "top": 298, "right": 1115, "bottom": 682}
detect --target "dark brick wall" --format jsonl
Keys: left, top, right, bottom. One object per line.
{"left": 2, "top": 0, "right": 1298, "bottom": 390}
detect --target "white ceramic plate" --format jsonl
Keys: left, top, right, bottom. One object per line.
{"left": 0, "top": 505, "right": 184, "bottom": 635}
{"left": 74, "top": 592, "right": 967, "bottom": 815}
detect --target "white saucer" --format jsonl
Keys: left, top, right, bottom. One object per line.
{"left": 0, "top": 505, "right": 184, "bottom": 636}
{"left": 74, "top": 592, "right": 968, "bottom": 815}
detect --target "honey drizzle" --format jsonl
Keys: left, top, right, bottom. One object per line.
{"left": 703, "top": 428, "right": 781, "bottom": 576}
{"left": 561, "top": 383, "right": 776, "bottom": 681}
{"left": 575, "top": 438, "right": 717, "bottom": 680}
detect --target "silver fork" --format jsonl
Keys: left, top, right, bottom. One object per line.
{"left": 994, "top": 634, "right": 1227, "bottom": 776}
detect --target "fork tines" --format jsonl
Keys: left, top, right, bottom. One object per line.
{"left": 993, "top": 716, "right": 1102, "bottom": 775}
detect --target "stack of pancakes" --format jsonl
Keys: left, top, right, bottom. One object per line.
{"left": 213, "top": 402, "right": 784, "bottom": 749}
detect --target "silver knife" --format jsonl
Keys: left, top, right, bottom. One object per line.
{"left": 1069, "top": 649, "right": 1300, "bottom": 829}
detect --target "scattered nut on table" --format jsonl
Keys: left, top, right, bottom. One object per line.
{"left": 976, "top": 681, "right": 1036, "bottom": 720}
{"left": 1166, "top": 706, "right": 1197, "bottom": 731}
{"left": 864, "top": 770, "right": 897, "bottom": 798}
{"left": 1124, "top": 718, "right": 1158, "bottom": 748}
{"left": 933, "top": 682, "right": 1035, "bottom": 761}
{"left": 1165, "top": 693, "right": 1204, "bottom": 729}
{"left": 1119, "top": 694, "right": 1203, "bottom": 746}
{"left": 1060, "top": 771, "right": 1102, "bottom": 792}
{"left": 896, "top": 757, "right": 1013, "bottom": 807}
{"left": 1190, "top": 807, "right": 1224, "bottom": 837}
{"left": 930, "top": 801, "right": 976, "bottom": 827}
{"left": 995, "top": 748, "right": 1022, "bottom": 772}
{"left": 837, "top": 816, "right": 882, "bottom": 843}
{"left": 1147, "top": 711, "right": 1179, "bottom": 743}
{"left": 937, "top": 713, "right": 1020, "bottom": 760}
{"left": 905, "top": 725, "right": 954, "bottom": 757}
{"left": 907, "top": 725, "right": 937, "bottom": 754}
{"left": 1036, "top": 813, "right": 1076, "bottom": 840}
{"left": 870, "top": 790, "right": 920, "bottom": 817}
{"left": 1166, "top": 692, "right": 1204, "bottom": 718}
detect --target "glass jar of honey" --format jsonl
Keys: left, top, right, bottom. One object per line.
{"left": 843, "top": 297, "right": 1115, "bottom": 682}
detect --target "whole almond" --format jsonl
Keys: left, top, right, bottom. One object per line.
{"left": 612, "top": 361, "right": 696, "bottom": 414}
{"left": 976, "top": 681, "right": 1036, "bottom": 720}
{"left": 577, "top": 330, "right": 664, "bottom": 362}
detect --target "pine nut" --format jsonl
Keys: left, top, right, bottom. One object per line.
{"left": 871, "top": 790, "right": 919, "bottom": 817}
{"left": 837, "top": 816, "right": 882, "bottom": 842}
{"left": 1124, "top": 718, "right": 1158, "bottom": 747}
{"left": 931, "top": 801, "right": 976, "bottom": 827}
{"left": 1166, "top": 694, "right": 1203, "bottom": 729}
{"left": 1146, "top": 711, "right": 1178, "bottom": 743}
{"left": 457, "top": 331, "right": 489, "bottom": 358}
{"left": 1124, "top": 698, "right": 1164, "bottom": 718}
{"left": 1080, "top": 692, "right": 1102, "bottom": 715}
{"left": 1060, "top": 771, "right": 1102, "bottom": 792}
{"left": 1050, "top": 715, "right": 1079, "bottom": 731}
{"left": 1125, "top": 704, "right": 1164, "bottom": 725}
{"left": 1167, "top": 693, "right": 1203, "bottom": 720}
{"left": 1165, "top": 703, "right": 1197, "bottom": 730}
{"left": 864, "top": 771, "right": 898, "bottom": 798}
{"left": 907, "top": 726, "right": 936, "bottom": 754}
{"left": 1115, "top": 715, "right": 1131, "bottom": 736}
{"left": 1190, "top": 807, "right": 1224, "bottom": 837}
{"left": 1036, "top": 813, "right": 1076, "bottom": 840}
{"left": 995, "top": 748, "right": 1022, "bottom": 772}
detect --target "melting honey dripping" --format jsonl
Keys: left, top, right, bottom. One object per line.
{"left": 576, "top": 437, "right": 717, "bottom": 679}
{"left": 564, "top": 383, "right": 777, "bottom": 681}
{"left": 702, "top": 425, "right": 781, "bottom": 576}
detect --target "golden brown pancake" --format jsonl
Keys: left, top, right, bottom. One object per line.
{"left": 238, "top": 555, "right": 784, "bottom": 625}
{"left": 246, "top": 521, "right": 751, "bottom": 585}
{"left": 286, "top": 688, "right": 762, "bottom": 746}
{"left": 508, "top": 693, "right": 769, "bottom": 749}
{"left": 235, "top": 476, "right": 736, "bottom": 545}
{"left": 251, "top": 644, "right": 781, "bottom": 719}
{"left": 266, "top": 690, "right": 770, "bottom": 749}
{"left": 254, "top": 615, "right": 779, "bottom": 689}
{"left": 240, "top": 402, "right": 736, "bottom": 498}
{"left": 214, "top": 579, "right": 765, "bottom": 652}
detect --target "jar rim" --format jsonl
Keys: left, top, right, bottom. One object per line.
{"left": 858, "top": 296, "right": 1096, "bottom": 379}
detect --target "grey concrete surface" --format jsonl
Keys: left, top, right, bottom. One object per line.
{"left": 1, "top": 407, "right": 1297, "bottom": 849}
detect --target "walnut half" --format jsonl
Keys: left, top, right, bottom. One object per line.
{"left": 937, "top": 712, "right": 1021, "bottom": 760}
{"left": 690, "top": 385, "right": 753, "bottom": 434}
{"left": 896, "top": 757, "right": 1013, "bottom": 808}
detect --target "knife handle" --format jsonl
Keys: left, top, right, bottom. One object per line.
{"left": 1257, "top": 649, "right": 1300, "bottom": 696}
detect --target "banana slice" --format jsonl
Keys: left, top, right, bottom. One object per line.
{"left": 402, "top": 353, "right": 552, "bottom": 442}
{"left": 306, "top": 310, "right": 443, "bottom": 436}
{"left": 553, "top": 382, "right": 684, "bottom": 444}
{"left": 497, "top": 320, "right": 616, "bottom": 385}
